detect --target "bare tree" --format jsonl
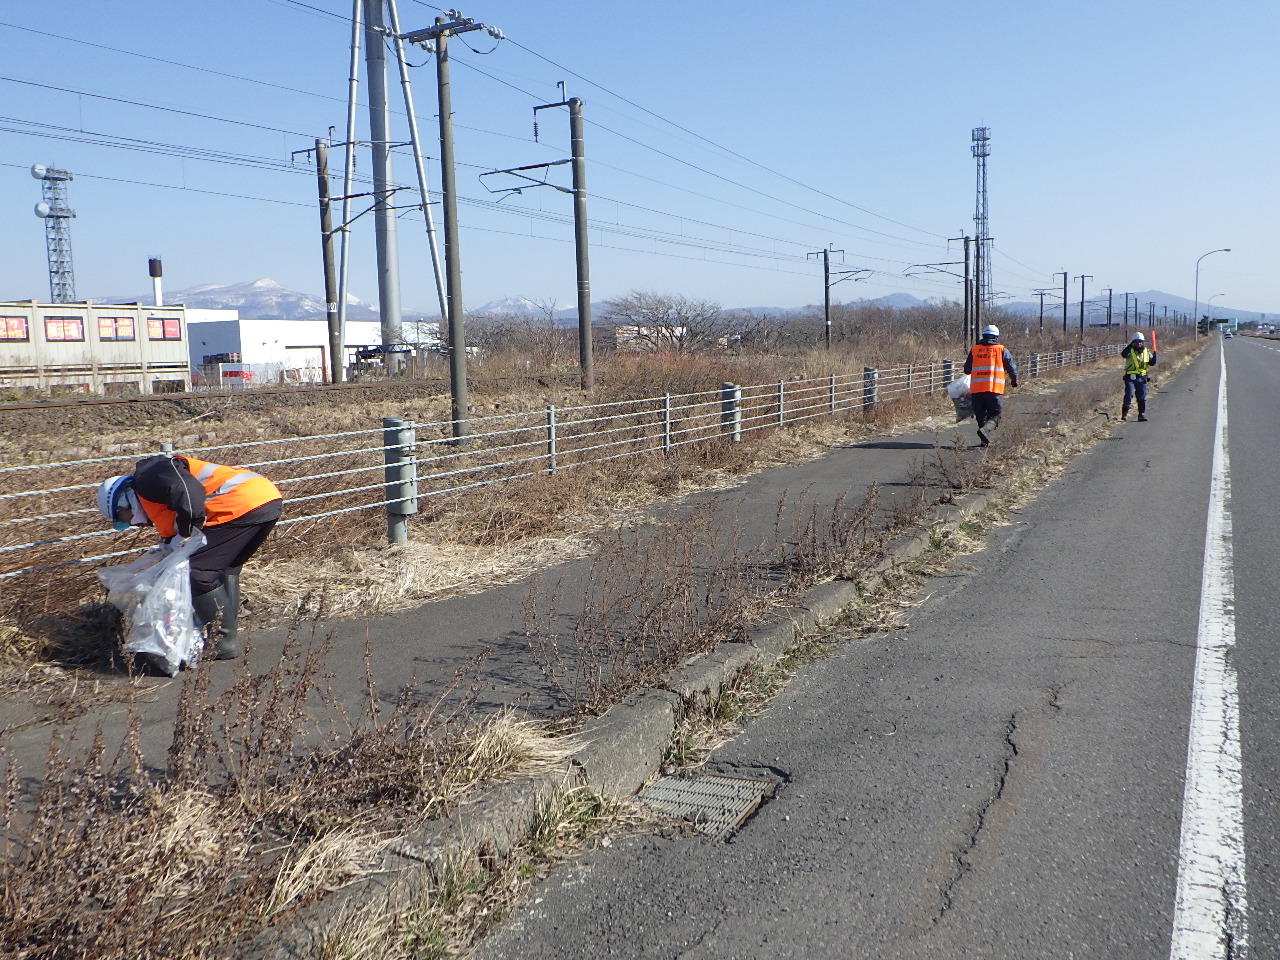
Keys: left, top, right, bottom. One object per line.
{"left": 601, "top": 291, "right": 726, "bottom": 353}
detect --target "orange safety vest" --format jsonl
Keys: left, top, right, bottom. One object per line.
{"left": 138, "top": 457, "right": 281, "bottom": 538}
{"left": 968, "top": 343, "right": 1007, "bottom": 395}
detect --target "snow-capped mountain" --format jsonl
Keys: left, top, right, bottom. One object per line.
{"left": 95, "top": 278, "right": 382, "bottom": 322}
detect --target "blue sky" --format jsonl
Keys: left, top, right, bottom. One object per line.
{"left": 1, "top": 0, "right": 1274, "bottom": 317}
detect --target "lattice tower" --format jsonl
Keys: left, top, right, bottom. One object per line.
{"left": 971, "top": 127, "right": 992, "bottom": 311}
{"left": 36, "top": 167, "right": 77, "bottom": 303}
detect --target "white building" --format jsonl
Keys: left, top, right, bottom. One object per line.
{"left": 0, "top": 300, "right": 191, "bottom": 395}
{"left": 187, "top": 312, "right": 443, "bottom": 387}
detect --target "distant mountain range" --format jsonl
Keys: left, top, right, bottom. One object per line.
{"left": 1001, "top": 289, "right": 1271, "bottom": 323}
{"left": 95, "top": 280, "right": 1265, "bottom": 326}
{"left": 95, "top": 278, "right": 387, "bottom": 322}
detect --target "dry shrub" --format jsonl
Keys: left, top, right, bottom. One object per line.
{"left": 0, "top": 633, "right": 576, "bottom": 960}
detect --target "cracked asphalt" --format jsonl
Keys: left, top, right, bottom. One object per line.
{"left": 476, "top": 340, "right": 1280, "bottom": 959}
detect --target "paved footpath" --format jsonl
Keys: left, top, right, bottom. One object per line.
{"left": 0, "top": 372, "right": 1108, "bottom": 800}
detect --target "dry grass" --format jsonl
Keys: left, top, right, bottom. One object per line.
{"left": 0, "top": 632, "right": 582, "bottom": 960}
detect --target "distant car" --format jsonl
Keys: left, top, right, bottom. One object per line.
{"left": 1224, "top": 331, "right": 1234, "bottom": 338}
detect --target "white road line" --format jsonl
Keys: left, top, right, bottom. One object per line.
{"left": 1169, "top": 343, "right": 1248, "bottom": 959}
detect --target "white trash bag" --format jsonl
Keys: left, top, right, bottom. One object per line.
{"left": 946, "top": 374, "right": 974, "bottom": 422}
{"left": 97, "top": 532, "right": 206, "bottom": 676}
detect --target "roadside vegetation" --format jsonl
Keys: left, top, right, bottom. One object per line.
{"left": 0, "top": 296, "right": 1204, "bottom": 957}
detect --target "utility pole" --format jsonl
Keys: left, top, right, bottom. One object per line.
{"left": 400, "top": 10, "right": 504, "bottom": 438}
{"left": 1053, "top": 271, "right": 1068, "bottom": 334}
{"left": 531, "top": 95, "right": 593, "bottom": 388}
{"left": 1077, "top": 274, "right": 1093, "bottom": 340}
{"left": 950, "top": 236, "right": 973, "bottom": 342}
{"left": 364, "top": 0, "right": 404, "bottom": 368}
{"left": 1148, "top": 301, "right": 1156, "bottom": 328}
{"left": 806, "top": 248, "right": 869, "bottom": 349}
{"left": 479, "top": 91, "right": 593, "bottom": 389}
{"left": 1121, "top": 293, "right": 1131, "bottom": 335}
{"left": 315, "top": 140, "right": 342, "bottom": 384}
{"left": 1036, "top": 290, "right": 1049, "bottom": 336}
{"left": 568, "top": 98, "right": 592, "bottom": 389}
{"left": 1104, "top": 288, "right": 1113, "bottom": 328}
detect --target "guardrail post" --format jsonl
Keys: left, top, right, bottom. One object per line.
{"left": 829, "top": 375, "right": 838, "bottom": 413}
{"left": 777, "top": 380, "right": 786, "bottom": 427}
{"left": 1031, "top": 352, "right": 1041, "bottom": 378}
{"left": 942, "top": 359, "right": 955, "bottom": 387}
{"left": 662, "top": 393, "right": 672, "bottom": 453}
{"left": 720, "top": 382, "right": 741, "bottom": 442}
{"left": 382, "top": 416, "right": 418, "bottom": 546}
{"left": 546, "top": 404, "right": 557, "bottom": 474}
{"left": 862, "top": 367, "right": 878, "bottom": 410}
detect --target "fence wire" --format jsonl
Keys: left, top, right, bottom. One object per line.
{"left": 1, "top": 344, "right": 1129, "bottom": 584}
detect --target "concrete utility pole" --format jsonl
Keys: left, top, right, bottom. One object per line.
{"left": 529, "top": 95, "right": 594, "bottom": 389}
{"left": 1104, "top": 288, "right": 1113, "bottom": 327}
{"left": 315, "top": 140, "right": 342, "bottom": 385}
{"left": 1054, "top": 271, "right": 1068, "bottom": 333}
{"left": 400, "top": 10, "right": 503, "bottom": 437}
{"left": 949, "top": 236, "right": 973, "bottom": 342}
{"left": 364, "top": 0, "right": 405, "bottom": 366}
{"left": 1077, "top": 274, "right": 1093, "bottom": 340}
{"left": 568, "top": 98, "right": 592, "bottom": 389}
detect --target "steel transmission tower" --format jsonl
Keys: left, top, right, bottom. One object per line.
{"left": 971, "top": 127, "right": 992, "bottom": 325}
{"left": 31, "top": 164, "right": 77, "bottom": 303}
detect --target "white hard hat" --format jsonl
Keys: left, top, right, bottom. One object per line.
{"left": 1133, "top": 331, "right": 1145, "bottom": 341}
{"left": 96, "top": 475, "right": 133, "bottom": 530}
{"left": 982, "top": 325, "right": 1000, "bottom": 338}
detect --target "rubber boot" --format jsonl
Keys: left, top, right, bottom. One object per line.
{"left": 192, "top": 585, "right": 239, "bottom": 661}
{"left": 1121, "top": 404, "right": 1130, "bottom": 422}
{"left": 222, "top": 572, "right": 242, "bottom": 657}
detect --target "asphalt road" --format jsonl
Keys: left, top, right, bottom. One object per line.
{"left": 475, "top": 339, "right": 1276, "bottom": 960}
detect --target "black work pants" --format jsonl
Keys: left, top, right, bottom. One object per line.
{"left": 971, "top": 391, "right": 1003, "bottom": 429}
{"left": 190, "top": 520, "right": 277, "bottom": 595}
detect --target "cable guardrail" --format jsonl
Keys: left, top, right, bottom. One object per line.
{"left": 1, "top": 343, "right": 1136, "bottom": 581}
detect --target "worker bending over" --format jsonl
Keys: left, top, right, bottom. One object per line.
{"left": 97, "top": 454, "right": 282, "bottom": 660}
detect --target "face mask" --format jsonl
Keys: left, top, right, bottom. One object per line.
{"left": 112, "top": 489, "right": 148, "bottom": 531}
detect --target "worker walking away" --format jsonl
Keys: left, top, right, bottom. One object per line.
{"left": 97, "top": 454, "right": 283, "bottom": 661}
{"left": 1120, "top": 331, "right": 1157, "bottom": 421}
{"left": 964, "top": 324, "right": 1019, "bottom": 446}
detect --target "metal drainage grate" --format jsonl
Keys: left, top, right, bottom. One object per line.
{"left": 636, "top": 773, "right": 773, "bottom": 841}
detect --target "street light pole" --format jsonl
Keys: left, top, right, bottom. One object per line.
{"left": 1208, "top": 293, "right": 1226, "bottom": 322}
{"left": 1194, "top": 248, "right": 1231, "bottom": 341}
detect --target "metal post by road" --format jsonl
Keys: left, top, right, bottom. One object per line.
{"left": 777, "top": 380, "right": 786, "bottom": 427}
{"left": 545, "top": 405, "right": 557, "bottom": 474}
{"left": 863, "top": 367, "right": 878, "bottom": 410}
{"left": 662, "top": 393, "right": 672, "bottom": 453}
{"left": 315, "top": 140, "right": 342, "bottom": 385}
{"left": 382, "top": 416, "right": 418, "bottom": 545}
{"left": 720, "top": 382, "right": 742, "bottom": 442}
{"left": 568, "top": 98, "right": 594, "bottom": 390}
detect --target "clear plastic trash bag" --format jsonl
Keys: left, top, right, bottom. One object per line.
{"left": 946, "top": 375, "right": 973, "bottom": 422}
{"left": 945, "top": 374, "right": 971, "bottom": 399}
{"left": 97, "top": 532, "right": 207, "bottom": 676}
